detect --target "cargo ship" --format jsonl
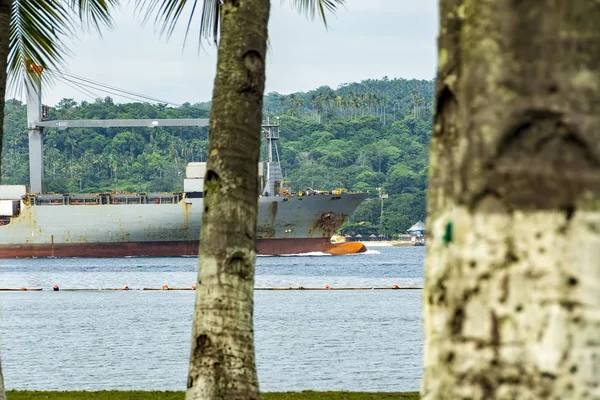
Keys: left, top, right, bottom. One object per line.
{"left": 0, "top": 120, "right": 367, "bottom": 257}
{"left": 0, "top": 179, "right": 367, "bottom": 258}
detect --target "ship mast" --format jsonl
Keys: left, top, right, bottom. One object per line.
{"left": 261, "top": 117, "right": 282, "bottom": 196}
{"left": 25, "top": 64, "right": 44, "bottom": 194}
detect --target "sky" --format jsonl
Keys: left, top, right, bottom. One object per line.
{"left": 26, "top": 1, "right": 439, "bottom": 107}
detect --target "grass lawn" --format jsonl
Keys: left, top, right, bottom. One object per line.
{"left": 7, "top": 391, "right": 420, "bottom": 400}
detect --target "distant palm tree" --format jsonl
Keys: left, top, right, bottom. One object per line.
{"left": 0, "top": 3, "right": 117, "bottom": 397}
{"left": 137, "top": 1, "right": 344, "bottom": 399}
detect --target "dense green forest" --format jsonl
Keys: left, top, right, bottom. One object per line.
{"left": 2, "top": 77, "right": 433, "bottom": 236}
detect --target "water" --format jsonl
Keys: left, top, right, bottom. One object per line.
{"left": 0, "top": 246, "right": 425, "bottom": 392}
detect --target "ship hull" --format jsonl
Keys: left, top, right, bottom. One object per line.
{"left": 0, "top": 193, "right": 368, "bottom": 258}
{"left": 0, "top": 237, "right": 366, "bottom": 258}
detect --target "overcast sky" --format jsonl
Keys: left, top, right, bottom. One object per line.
{"left": 28, "top": 1, "right": 438, "bottom": 107}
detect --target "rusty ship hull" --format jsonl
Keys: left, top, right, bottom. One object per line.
{"left": 0, "top": 193, "right": 367, "bottom": 258}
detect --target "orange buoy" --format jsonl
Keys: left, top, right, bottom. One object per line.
{"left": 52, "top": 285, "right": 59, "bottom": 291}
{"left": 324, "top": 284, "right": 331, "bottom": 289}
{"left": 162, "top": 284, "right": 169, "bottom": 290}
{"left": 20, "top": 287, "right": 27, "bottom": 291}
{"left": 123, "top": 285, "right": 129, "bottom": 290}
{"left": 191, "top": 285, "right": 196, "bottom": 290}
{"left": 392, "top": 284, "right": 400, "bottom": 289}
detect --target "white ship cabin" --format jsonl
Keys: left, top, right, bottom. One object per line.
{"left": 184, "top": 162, "right": 267, "bottom": 197}
{"left": 0, "top": 185, "right": 26, "bottom": 225}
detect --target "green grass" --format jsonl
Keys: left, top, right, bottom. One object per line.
{"left": 7, "top": 391, "right": 419, "bottom": 400}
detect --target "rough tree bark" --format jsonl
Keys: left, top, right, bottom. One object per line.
{"left": 0, "top": 0, "right": 9, "bottom": 178}
{"left": 0, "top": 351, "right": 5, "bottom": 400}
{"left": 423, "top": 1, "right": 600, "bottom": 399}
{"left": 186, "top": 0, "right": 269, "bottom": 399}
{"left": 0, "top": 1, "right": 9, "bottom": 399}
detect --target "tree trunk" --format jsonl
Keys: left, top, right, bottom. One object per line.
{"left": 423, "top": 1, "right": 600, "bottom": 399}
{"left": 186, "top": 0, "right": 269, "bottom": 399}
{"left": 0, "top": 0, "right": 9, "bottom": 178}
{"left": 0, "top": 356, "right": 4, "bottom": 400}
{"left": 0, "top": 1, "right": 9, "bottom": 399}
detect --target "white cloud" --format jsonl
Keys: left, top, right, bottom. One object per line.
{"left": 14, "top": 0, "right": 438, "bottom": 106}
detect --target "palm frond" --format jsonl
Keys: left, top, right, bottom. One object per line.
{"left": 135, "top": 0, "right": 220, "bottom": 47}
{"left": 8, "top": 0, "right": 72, "bottom": 89}
{"left": 71, "top": 0, "right": 119, "bottom": 33}
{"left": 8, "top": 0, "right": 117, "bottom": 91}
{"left": 288, "top": 0, "right": 345, "bottom": 27}
{"left": 136, "top": 0, "right": 344, "bottom": 50}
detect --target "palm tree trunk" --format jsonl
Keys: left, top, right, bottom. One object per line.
{"left": 0, "top": 356, "right": 4, "bottom": 400}
{"left": 423, "top": 1, "right": 600, "bottom": 399}
{"left": 186, "top": 0, "right": 269, "bottom": 399}
{"left": 0, "top": 0, "right": 9, "bottom": 181}
{"left": 0, "top": 2, "right": 9, "bottom": 399}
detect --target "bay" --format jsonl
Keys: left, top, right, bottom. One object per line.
{"left": 0, "top": 246, "right": 424, "bottom": 392}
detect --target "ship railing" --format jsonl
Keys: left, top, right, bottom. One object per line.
{"left": 146, "top": 192, "right": 183, "bottom": 204}
{"left": 26, "top": 192, "right": 185, "bottom": 206}
{"left": 69, "top": 194, "right": 100, "bottom": 205}
{"left": 30, "top": 194, "right": 68, "bottom": 206}
{"left": 258, "top": 188, "right": 361, "bottom": 198}
{"left": 112, "top": 193, "right": 143, "bottom": 204}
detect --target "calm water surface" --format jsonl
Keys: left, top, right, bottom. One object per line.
{"left": 0, "top": 246, "right": 424, "bottom": 392}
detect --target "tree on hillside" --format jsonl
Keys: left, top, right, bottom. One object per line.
{"left": 424, "top": 1, "right": 600, "bottom": 398}
{"left": 140, "top": 0, "right": 343, "bottom": 398}
{"left": 0, "top": 1, "right": 117, "bottom": 397}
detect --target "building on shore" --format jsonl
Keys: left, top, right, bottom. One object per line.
{"left": 407, "top": 221, "right": 426, "bottom": 245}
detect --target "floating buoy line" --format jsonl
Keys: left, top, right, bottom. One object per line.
{"left": 0, "top": 284, "right": 422, "bottom": 292}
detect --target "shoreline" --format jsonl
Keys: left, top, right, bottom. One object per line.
{"left": 361, "top": 240, "right": 420, "bottom": 247}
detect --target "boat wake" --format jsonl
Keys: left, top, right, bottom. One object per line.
{"left": 257, "top": 249, "right": 381, "bottom": 257}
{"left": 258, "top": 251, "right": 331, "bottom": 257}
{"left": 363, "top": 249, "right": 381, "bottom": 255}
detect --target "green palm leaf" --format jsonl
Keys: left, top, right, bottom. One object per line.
{"left": 8, "top": 0, "right": 118, "bottom": 89}
{"left": 289, "top": 0, "right": 345, "bottom": 27}
{"left": 135, "top": 0, "right": 219, "bottom": 47}
{"left": 72, "top": 0, "right": 118, "bottom": 33}
{"left": 137, "top": 0, "right": 345, "bottom": 46}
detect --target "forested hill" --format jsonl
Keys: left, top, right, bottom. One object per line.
{"left": 2, "top": 76, "right": 434, "bottom": 236}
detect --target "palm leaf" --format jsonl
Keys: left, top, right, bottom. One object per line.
{"left": 135, "top": 0, "right": 219, "bottom": 47}
{"left": 9, "top": 0, "right": 72, "bottom": 89}
{"left": 289, "top": 0, "right": 346, "bottom": 27}
{"left": 8, "top": 0, "right": 117, "bottom": 90}
{"left": 71, "top": 0, "right": 119, "bottom": 33}
{"left": 137, "top": 0, "right": 345, "bottom": 49}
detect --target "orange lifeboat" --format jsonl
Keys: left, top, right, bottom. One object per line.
{"left": 325, "top": 242, "right": 367, "bottom": 255}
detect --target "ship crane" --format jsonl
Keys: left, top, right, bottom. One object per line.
{"left": 24, "top": 65, "right": 271, "bottom": 194}
{"left": 261, "top": 117, "right": 282, "bottom": 197}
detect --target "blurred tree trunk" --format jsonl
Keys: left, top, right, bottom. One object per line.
{"left": 0, "top": 2, "right": 10, "bottom": 398}
{"left": 0, "top": 356, "right": 4, "bottom": 400}
{"left": 423, "top": 1, "right": 600, "bottom": 398}
{"left": 186, "top": 0, "right": 269, "bottom": 399}
{"left": 0, "top": 0, "right": 10, "bottom": 179}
